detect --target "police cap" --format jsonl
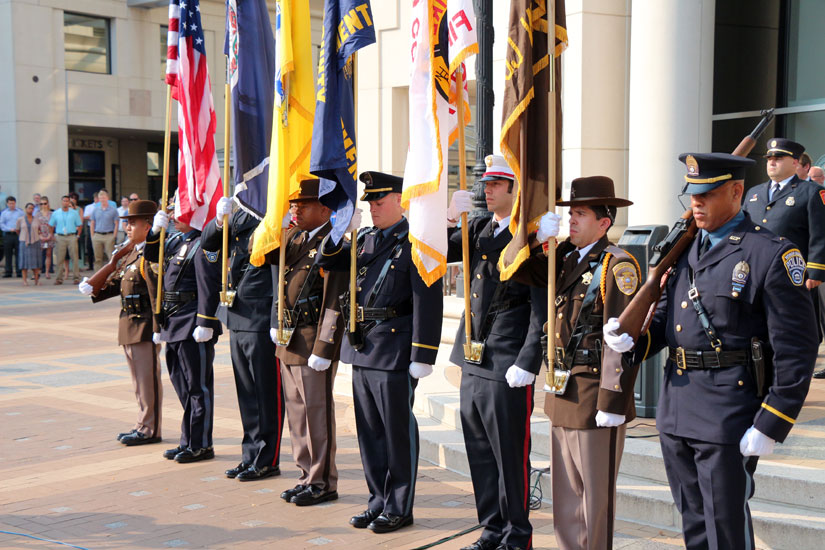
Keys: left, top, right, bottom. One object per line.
{"left": 765, "top": 138, "right": 805, "bottom": 160}
{"left": 359, "top": 171, "right": 403, "bottom": 201}
{"left": 679, "top": 152, "right": 756, "bottom": 194}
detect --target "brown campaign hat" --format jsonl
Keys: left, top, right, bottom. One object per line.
{"left": 557, "top": 176, "right": 633, "bottom": 207}
{"left": 288, "top": 178, "right": 321, "bottom": 202}
{"left": 120, "top": 199, "right": 158, "bottom": 219}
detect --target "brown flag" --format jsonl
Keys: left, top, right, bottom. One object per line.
{"left": 498, "top": 0, "right": 567, "bottom": 280}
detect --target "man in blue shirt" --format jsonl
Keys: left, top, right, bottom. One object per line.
{"left": 1, "top": 196, "right": 24, "bottom": 277}
{"left": 49, "top": 195, "right": 83, "bottom": 284}
{"left": 90, "top": 189, "right": 120, "bottom": 270}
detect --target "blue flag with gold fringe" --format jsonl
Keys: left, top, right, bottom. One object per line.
{"left": 310, "top": 0, "right": 376, "bottom": 244}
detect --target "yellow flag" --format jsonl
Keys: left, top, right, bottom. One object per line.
{"left": 250, "top": 0, "right": 315, "bottom": 266}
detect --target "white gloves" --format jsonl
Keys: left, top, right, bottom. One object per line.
{"left": 78, "top": 277, "right": 93, "bottom": 296}
{"left": 282, "top": 213, "right": 292, "bottom": 228}
{"left": 739, "top": 426, "right": 776, "bottom": 457}
{"left": 447, "top": 190, "right": 474, "bottom": 222}
{"left": 215, "top": 196, "right": 233, "bottom": 227}
{"left": 308, "top": 354, "right": 332, "bottom": 372}
{"left": 595, "top": 410, "right": 626, "bottom": 427}
{"left": 536, "top": 212, "right": 561, "bottom": 243}
{"left": 152, "top": 333, "right": 163, "bottom": 345}
{"left": 409, "top": 362, "right": 433, "bottom": 379}
{"left": 604, "top": 317, "right": 635, "bottom": 353}
{"left": 505, "top": 365, "right": 536, "bottom": 388}
{"left": 347, "top": 208, "right": 363, "bottom": 233}
{"left": 192, "top": 326, "right": 213, "bottom": 342}
{"left": 269, "top": 327, "right": 279, "bottom": 344}
{"left": 152, "top": 210, "right": 169, "bottom": 233}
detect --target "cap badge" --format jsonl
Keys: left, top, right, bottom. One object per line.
{"left": 686, "top": 155, "right": 698, "bottom": 175}
{"left": 731, "top": 260, "right": 749, "bottom": 297}
{"left": 770, "top": 139, "right": 777, "bottom": 148}
{"left": 485, "top": 155, "right": 493, "bottom": 167}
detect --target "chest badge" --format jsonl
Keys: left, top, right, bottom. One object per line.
{"left": 785, "top": 196, "right": 795, "bottom": 206}
{"left": 749, "top": 193, "right": 758, "bottom": 202}
{"left": 308, "top": 248, "right": 317, "bottom": 258}
{"left": 731, "top": 261, "right": 750, "bottom": 297}
{"left": 612, "top": 262, "right": 639, "bottom": 296}
{"left": 582, "top": 272, "right": 593, "bottom": 285}
{"left": 782, "top": 249, "right": 806, "bottom": 286}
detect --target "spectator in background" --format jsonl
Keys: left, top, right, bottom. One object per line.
{"left": 50, "top": 195, "right": 83, "bottom": 285}
{"left": 117, "top": 196, "right": 129, "bottom": 243}
{"left": 90, "top": 189, "right": 119, "bottom": 270}
{"left": 68, "top": 192, "right": 82, "bottom": 280}
{"left": 32, "top": 193, "right": 41, "bottom": 215}
{"left": 37, "top": 196, "right": 55, "bottom": 278}
{"left": 82, "top": 192, "right": 98, "bottom": 270}
{"left": 15, "top": 202, "right": 44, "bottom": 286}
{"left": 1, "top": 196, "right": 23, "bottom": 278}
{"left": 809, "top": 166, "right": 824, "bottom": 186}
{"left": 797, "top": 152, "right": 812, "bottom": 180}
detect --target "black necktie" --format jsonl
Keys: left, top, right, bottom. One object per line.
{"left": 374, "top": 230, "right": 384, "bottom": 248}
{"left": 698, "top": 235, "right": 711, "bottom": 258}
{"left": 561, "top": 249, "right": 580, "bottom": 279}
{"left": 490, "top": 220, "right": 499, "bottom": 236}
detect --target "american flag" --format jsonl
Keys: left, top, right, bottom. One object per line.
{"left": 166, "top": 0, "right": 221, "bottom": 231}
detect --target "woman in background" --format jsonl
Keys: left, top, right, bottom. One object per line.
{"left": 37, "top": 196, "right": 55, "bottom": 278}
{"left": 15, "top": 202, "right": 44, "bottom": 285}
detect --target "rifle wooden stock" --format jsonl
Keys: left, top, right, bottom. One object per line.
{"left": 87, "top": 240, "right": 134, "bottom": 296}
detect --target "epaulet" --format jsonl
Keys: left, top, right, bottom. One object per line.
{"left": 605, "top": 244, "right": 639, "bottom": 267}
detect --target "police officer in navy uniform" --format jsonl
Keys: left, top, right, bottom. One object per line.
{"left": 445, "top": 155, "right": 546, "bottom": 550}
{"left": 607, "top": 153, "right": 818, "bottom": 550}
{"left": 317, "top": 171, "right": 443, "bottom": 534}
{"left": 201, "top": 197, "right": 285, "bottom": 481}
{"left": 144, "top": 203, "right": 222, "bottom": 463}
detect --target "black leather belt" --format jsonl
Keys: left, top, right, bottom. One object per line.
{"left": 357, "top": 302, "right": 413, "bottom": 322}
{"left": 555, "top": 347, "right": 599, "bottom": 365}
{"left": 668, "top": 347, "right": 750, "bottom": 369}
{"left": 95, "top": 231, "right": 113, "bottom": 235}
{"left": 163, "top": 291, "right": 197, "bottom": 304}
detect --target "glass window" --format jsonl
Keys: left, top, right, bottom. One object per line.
{"left": 64, "top": 13, "right": 110, "bottom": 74}
{"left": 161, "top": 25, "right": 168, "bottom": 80}
{"left": 785, "top": 0, "right": 825, "bottom": 106}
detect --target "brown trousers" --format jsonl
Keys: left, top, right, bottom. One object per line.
{"left": 123, "top": 341, "right": 162, "bottom": 437}
{"left": 550, "top": 424, "right": 627, "bottom": 550}
{"left": 282, "top": 362, "right": 338, "bottom": 491}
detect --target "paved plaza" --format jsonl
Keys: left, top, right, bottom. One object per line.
{"left": 2, "top": 277, "right": 823, "bottom": 549}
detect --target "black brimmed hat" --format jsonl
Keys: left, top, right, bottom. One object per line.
{"left": 289, "top": 178, "right": 321, "bottom": 202}
{"left": 765, "top": 138, "right": 804, "bottom": 159}
{"left": 359, "top": 171, "right": 403, "bottom": 201}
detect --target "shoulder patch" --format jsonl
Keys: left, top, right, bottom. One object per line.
{"left": 203, "top": 249, "right": 219, "bottom": 263}
{"left": 782, "top": 249, "right": 806, "bottom": 286}
{"left": 612, "top": 261, "right": 639, "bottom": 296}
{"left": 819, "top": 189, "right": 825, "bottom": 206}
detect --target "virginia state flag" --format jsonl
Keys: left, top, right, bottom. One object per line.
{"left": 224, "top": 0, "right": 276, "bottom": 218}
{"left": 403, "top": 0, "right": 477, "bottom": 286}
{"left": 310, "top": 0, "right": 375, "bottom": 245}
{"left": 250, "top": 0, "right": 315, "bottom": 266}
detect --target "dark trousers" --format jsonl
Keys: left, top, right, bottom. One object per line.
{"left": 3, "top": 232, "right": 20, "bottom": 276}
{"left": 460, "top": 372, "right": 534, "bottom": 550}
{"left": 812, "top": 287, "right": 824, "bottom": 343}
{"left": 352, "top": 366, "right": 419, "bottom": 517}
{"left": 83, "top": 223, "right": 94, "bottom": 268}
{"left": 166, "top": 338, "right": 215, "bottom": 450}
{"left": 229, "top": 330, "right": 284, "bottom": 469}
{"left": 660, "top": 431, "right": 759, "bottom": 550}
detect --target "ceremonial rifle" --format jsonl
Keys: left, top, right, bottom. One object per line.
{"left": 616, "top": 108, "right": 775, "bottom": 341}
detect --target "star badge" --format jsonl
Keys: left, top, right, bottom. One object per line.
{"left": 308, "top": 249, "right": 317, "bottom": 258}
{"left": 582, "top": 272, "right": 593, "bottom": 285}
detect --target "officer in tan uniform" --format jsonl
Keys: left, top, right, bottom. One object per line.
{"left": 519, "top": 177, "right": 641, "bottom": 550}
{"left": 80, "top": 200, "right": 163, "bottom": 446}
{"left": 265, "top": 179, "right": 346, "bottom": 506}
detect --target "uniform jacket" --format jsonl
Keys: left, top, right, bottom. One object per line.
{"left": 143, "top": 229, "right": 222, "bottom": 343}
{"left": 201, "top": 209, "right": 272, "bottom": 332}
{"left": 742, "top": 175, "right": 825, "bottom": 281}
{"left": 92, "top": 244, "right": 159, "bottom": 346}
{"left": 645, "top": 214, "right": 817, "bottom": 444}
{"left": 266, "top": 222, "right": 346, "bottom": 365}
{"left": 317, "top": 217, "right": 443, "bottom": 370}
{"left": 447, "top": 217, "right": 547, "bottom": 381}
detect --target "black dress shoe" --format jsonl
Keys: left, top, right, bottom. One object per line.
{"left": 461, "top": 538, "right": 501, "bottom": 550}
{"left": 281, "top": 484, "right": 307, "bottom": 501}
{"left": 350, "top": 508, "right": 381, "bottom": 529}
{"left": 813, "top": 368, "right": 825, "bottom": 379}
{"left": 175, "top": 447, "right": 215, "bottom": 463}
{"left": 117, "top": 429, "right": 136, "bottom": 442}
{"left": 236, "top": 465, "right": 280, "bottom": 481}
{"left": 163, "top": 445, "right": 184, "bottom": 460}
{"left": 367, "top": 512, "right": 413, "bottom": 533}
{"left": 494, "top": 545, "right": 525, "bottom": 550}
{"left": 121, "top": 431, "right": 161, "bottom": 446}
{"left": 225, "top": 462, "right": 250, "bottom": 479}
{"left": 291, "top": 485, "right": 339, "bottom": 506}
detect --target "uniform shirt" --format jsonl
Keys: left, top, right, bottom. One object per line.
{"left": 48, "top": 208, "right": 83, "bottom": 235}
{"left": 0, "top": 207, "right": 23, "bottom": 231}
{"left": 90, "top": 204, "right": 119, "bottom": 233}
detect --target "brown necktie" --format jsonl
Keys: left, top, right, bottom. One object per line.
{"left": 560, "top": 249, "right": 580, "bottom": 280}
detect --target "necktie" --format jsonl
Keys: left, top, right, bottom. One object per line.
{"left": 374, "top": 230, "right": 384, "bottom": 248}
{"left": 490, "top": 220, "right": 499, "bottom": 236}
{"left": 292, "top": 230, "right": 307, "bottom": 248}
{"left": 560, "top": 249, "right": 580, "bottom": 280}
{"left": 698, "top": 235, "right": 711, "bottom": 258}
{"left": 769, "top": 182, "right": 780, "bottom": 201}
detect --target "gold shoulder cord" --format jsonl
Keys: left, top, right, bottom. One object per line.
{"left": 600, "top": 253, "right": 612, "bottom": 302}
{"left": 140, "top": 257, "right": 147, "bottom": 281}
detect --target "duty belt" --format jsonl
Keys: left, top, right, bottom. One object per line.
{"left": 163, "top": 291, "right": 197, "bottom": 304}
{"left": 554, "top": 347, "right": 599, "bottom": 365}
{"left": 668, "top": 347, "right": 750, "bottom": 369}
{"left": 356, "top": 302, "right": 413, "bottom": 322}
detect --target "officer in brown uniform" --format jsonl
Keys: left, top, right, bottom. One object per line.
{"left": 80, "top": 200, "right": 163, "bottom": 446}
{"left": 518, "top": 177, "right": 641, "bottom": 550}
{"left": 265, "top": 179, "right": 346, "bottom": 506}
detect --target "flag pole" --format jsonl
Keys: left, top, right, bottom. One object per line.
{"left": 545, "top": 0, "right": 557, "bottom": 384}
{"left": 220, "top": 57, "right": 231, "bottom": 305}
{"left": 455, "top": 66, "right": 473, "bottom": 355}
{"left": 350, "top": 52, "right": 359, "bottom": 336}
{"left": 277, "top": 226, "right": 287, "bottom": 339}
{"left": 155, "top": 84, "right": 173, "bottom": 315}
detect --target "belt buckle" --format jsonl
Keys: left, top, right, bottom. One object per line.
{"left": 464, "top": 341, "right": 485, "bottom": 364}
{"left": 676, "top": 347, "right": 687, "bottom": 370}
{"left": 554, "top": 295, "right": 565, "bottom": 307}
{"left": 356, "top": 306, "right": 365, "bottom": 323}
{"left": 687, "top": 287, "right": 699, "bottom": 300}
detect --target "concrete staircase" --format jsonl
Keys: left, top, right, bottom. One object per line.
{"left": 334, "top": 296, "right": 825, "bottom": 550}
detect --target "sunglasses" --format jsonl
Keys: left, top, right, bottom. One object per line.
{"left": 40, "top": 202, "right": 48, "bottom": 205}
{"left": 129, "top": 198, "right": 138, "bottom": 201}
